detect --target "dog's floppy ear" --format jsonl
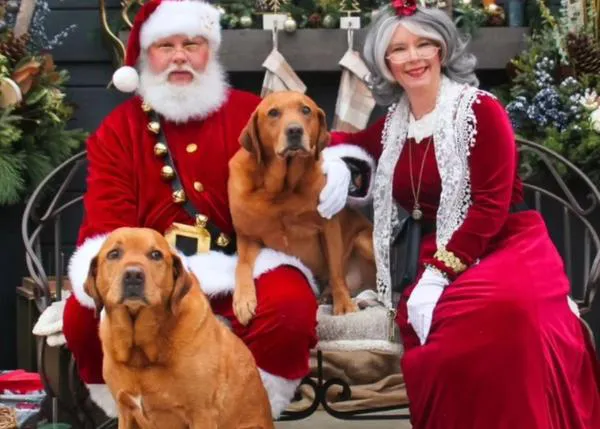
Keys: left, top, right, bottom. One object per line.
{"left": 169, "top": 253, "right": 192, "bottom": 314}
{"left": 316, "top": 108, "right": 330, "bottom": 159}
{"left": 239, "top": 111, "right": 263, "bottom": 166}
{"left": 83, "top": 256, "right": 104, "bottom": 316}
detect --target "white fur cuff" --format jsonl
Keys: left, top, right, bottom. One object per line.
{"left": 259, "top": 369, "right": 301, "bottom": 419}
{"left": 185, "top": 248, "right": 319, "bottom": 297}
{"left": 322, "top": 144, "right": 376, "bottom": 207}
{"left": 87, "top": 384, "right": 117, "bottom": 418}
{"left": 68, "top": 234, "right": 109, "bottom": 309}
{"left": 140, "top": 0, "right": 222, "bottom": 50}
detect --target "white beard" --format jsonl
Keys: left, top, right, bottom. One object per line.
{"left": 137, "top": 56, "right": 229, "bottom": 123}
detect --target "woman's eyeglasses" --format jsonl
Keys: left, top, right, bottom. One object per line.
{"left": 386, "top": 44, "right": 440, "bottom": 64}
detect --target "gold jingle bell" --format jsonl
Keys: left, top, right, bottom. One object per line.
{"left": 154, "top": 142, "right": 168, "bottom": 157}
{"left": 195, "top": 214, "right": 208, "bottom": 227}
{"left": 160, "top": 165, "right": 175, "bottom": 181}
{"left": 216, "top": 233, "right": 230, "bottom": 247}
{"left": 148, "top": 121, "right": 161, "bottom": 134}
{"left": 172, "top": 189, "right": 186, "bottom": 204}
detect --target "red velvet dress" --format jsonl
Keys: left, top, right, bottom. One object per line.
{"left": 330, "top": 94, "right": 600, "bottom": 428}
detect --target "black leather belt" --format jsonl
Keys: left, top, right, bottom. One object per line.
{"left": 146, "top": 107, "right": 236, "bottom": 256}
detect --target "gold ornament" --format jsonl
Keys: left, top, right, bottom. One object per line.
{"left": 186, "top": 143, "right": 198, "bottom": 153}
{"left": 284, "top": 15, "right": 297, "bottom": 32}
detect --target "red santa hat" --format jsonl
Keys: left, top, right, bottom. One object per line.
{"left": 112, "top": 0, "right": 222, "bottom": 93}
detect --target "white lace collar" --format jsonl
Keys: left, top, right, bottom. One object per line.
{"left": 407, "top": 108, "right": 436, "bottom": 143}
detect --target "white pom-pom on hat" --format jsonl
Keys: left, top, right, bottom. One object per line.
{"left": 112, "top": 66, "right": 140, "bottom": 93}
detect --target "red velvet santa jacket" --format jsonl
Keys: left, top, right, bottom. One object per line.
{"left": 327, "top": 93, "right": 526, "bottom": 280}
{"left": 78, "top": 89, "right": 259, "bottom": 245}
{"left": 70, "top": 88, "right": 327, "bottom": 309}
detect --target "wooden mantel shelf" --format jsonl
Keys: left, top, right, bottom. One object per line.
{"left": 216, "top": 27, "right": 529, "bottom": 72}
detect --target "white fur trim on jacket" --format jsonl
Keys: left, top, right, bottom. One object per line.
{"left": 259, "top": 369, "right": 301, "bottom": 419}
{"left": 68, "top": 234, "right": 109, "bottom": 309}
{"left": 185, "top": 248, "right": 319, "bottom": 297}
{"left": 87, "top": 384, "right": 117, "bottom": 418}
{"left": 140, "top": 0, "right": 222, "bottom": 50}
{"left": 322, "top": 144, "right": 376, "bottom": 207}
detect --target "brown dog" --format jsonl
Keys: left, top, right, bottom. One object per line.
{"left": 84, "top": 227, "right": 273, "bottom": 429}
{"left": 228, "top": 91, "right": 375, "bottom": 326}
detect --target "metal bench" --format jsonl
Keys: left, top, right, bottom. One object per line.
{"left": 22, "top": 138, "right": 599, "bottom": 427}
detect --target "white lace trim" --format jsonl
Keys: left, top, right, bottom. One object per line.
{"left": 373, "top": 76, "right": 484, "bottom": 308}
{"left": 407, "top": 109, "right": 436, "bottom": 143}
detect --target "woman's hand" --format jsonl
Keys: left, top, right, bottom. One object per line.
{"left": 318, "top": 156, "right": 351, "bottom": 219}
{"left": 407, "top": 267, "right": 449, "bottom": 345}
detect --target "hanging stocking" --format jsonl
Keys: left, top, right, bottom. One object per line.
{"left": 332, "top": 40, "right": 376, "bottom": 132}
{"left": 260, "top": 30, "right": 306, "bottom": 97}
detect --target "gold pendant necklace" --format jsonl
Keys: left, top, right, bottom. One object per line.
{"left": 408, "top": 136, "right": 433, "bottom": 221}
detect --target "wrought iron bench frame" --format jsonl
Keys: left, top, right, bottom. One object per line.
{"left": 22, "top": 138, "right": 599, "bottom": 428}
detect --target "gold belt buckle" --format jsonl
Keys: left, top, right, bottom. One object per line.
{"left": 164, "top": 214, "right": 211, "bottom": 254}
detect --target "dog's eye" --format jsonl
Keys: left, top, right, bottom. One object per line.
{"left": 107, "top": 249, "right": 121, "bottom": 260}
{"left": 149, "top": 250, "right": 163, "bottom": 261}
{"left": 267, "top": 108, "right": 280, "bottom": 118}
{"left": 302, "top": 106, "right": 311, "bottom": 115}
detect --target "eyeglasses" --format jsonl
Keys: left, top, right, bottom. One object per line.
{"left": 386, "top": 44, "right": 440, "bottom": 64}
{"left": 152, "top": 40, "right": 207, "bottom": 56}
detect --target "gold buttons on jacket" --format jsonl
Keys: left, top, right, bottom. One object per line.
{"left": 172, "top": 189, "right": 186, "bottom": 204}
{"left": 193, "top": 181, "right": 204, "bottom": 192}
{"left": 160, "top": 165, "right": 175, "bottom": 181}
{"left": 186, "top": 143, "right": 198, "bottom": 153}
{"left": 154, "top": 142, "right": 167, "bottom": 157}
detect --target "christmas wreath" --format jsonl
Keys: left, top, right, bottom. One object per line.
{"left": 0, "top": 0, "right": 86, "bottom": 206}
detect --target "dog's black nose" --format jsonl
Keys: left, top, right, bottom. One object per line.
{"left": 286, "top": 124, "right": 304, "bottom": 139}
{"left": 122, "top": 266, "right": 145, "bottom": 298}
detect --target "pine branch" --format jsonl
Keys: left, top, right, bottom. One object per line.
{"left": 0, "top": 151, "right": 26, "bottom": 205}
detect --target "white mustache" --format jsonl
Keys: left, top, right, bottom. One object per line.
{"left": 157, "top": 64, "right": 200, "bottom": 82}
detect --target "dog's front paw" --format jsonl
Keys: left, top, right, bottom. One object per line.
{"left": 333, "top": 295, "right": 359, "bottom": 316}
{"left": 233, "top": 280, "right": 257, "bottom": 326}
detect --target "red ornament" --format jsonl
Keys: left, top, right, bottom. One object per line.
{"left": 391, "top": 0, "right": 418, "bottom": 17}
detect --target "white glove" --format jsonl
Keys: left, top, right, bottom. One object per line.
{"left": 407, "top": 267, "right": 449, "bottom": 345}
{"left": 318, "top": 156, "right": 351, "bottom": 219}
{"left": 32, "top": 292, "right": 71, "bottom": 347}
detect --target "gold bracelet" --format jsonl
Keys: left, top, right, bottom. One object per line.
{"left": 434, "top": 247, "right": 467, "bottom": 274}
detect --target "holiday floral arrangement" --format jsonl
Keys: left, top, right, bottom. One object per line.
{"left": 0, "top": 0, "right": 86, "bottom": 206}
{"left": 496, "top": 0, "right": 600, "bottom": 185}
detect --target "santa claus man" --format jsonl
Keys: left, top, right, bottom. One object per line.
{"left": 32, "top": 0, "right": 374, "bottom": 419}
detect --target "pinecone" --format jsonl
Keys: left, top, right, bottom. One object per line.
{"left": 566, "top": 33, "right": 600, "bottom": 76}
{"left": 0, "top": 31, "right": 30, "bottom": 66}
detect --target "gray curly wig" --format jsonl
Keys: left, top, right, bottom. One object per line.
{"left": 363, "top": 6, "right": 479, "bottom": 106}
